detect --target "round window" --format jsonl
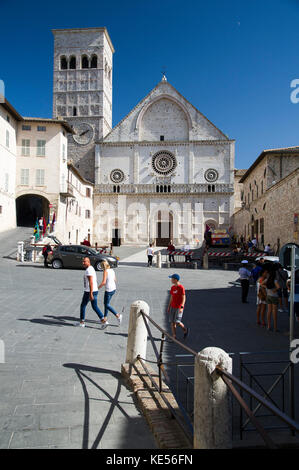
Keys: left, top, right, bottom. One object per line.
{"left": 204, "top": 169, "right": 219, "bottom": 183}
{"left": 152, "top": 151, "right": 177, "bottom": 176}
{"left": 110, "top": 169, "right": 125, "bottom": 183}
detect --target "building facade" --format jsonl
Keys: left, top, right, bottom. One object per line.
{"left": 233, "top": 147, "right": 299, "bottom": 250}
{"left": 93, "top": 77, "right": 235, "bottom": 246}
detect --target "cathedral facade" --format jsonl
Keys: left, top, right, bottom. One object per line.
{"left": 52, "top": 27, "right": 235, "bottom": 246}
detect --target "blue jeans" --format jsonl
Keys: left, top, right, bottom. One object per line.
{"left": 104, "top": 290, "right": 118, "bottom": 318}
{"left": 80, "top": 291, "right": 104, "bottom": 321}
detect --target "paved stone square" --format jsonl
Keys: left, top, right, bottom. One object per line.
{"left": 0, "top": 235, "right": 298, "bottom": 448}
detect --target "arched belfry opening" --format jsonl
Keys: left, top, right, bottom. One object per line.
{"left": 16, "top": 194, "right": 49, "bottom": 227}
{"left": 90, "top": 55, "right": 97, "bottom": 68}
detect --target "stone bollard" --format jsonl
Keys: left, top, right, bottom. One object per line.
{"left": 17, "top": 241, "right": 24, "bottom": 262}
{"left": 193, "top": 347, "right": 232, "bottom": 449}
{"left": 202, "top": 252, "right": 209, "bottom": 270}
{"left": 192, "top": 261, "right": 197, "bottom": 269}
{"left": 156, "top": 251, "right": 162, "bottom": 268}
{"left": 125, "top": 300, "right": 149, "bottom": 364}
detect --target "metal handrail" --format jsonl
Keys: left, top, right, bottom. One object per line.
{"left": 216, "top": 365, "right": 299, "bottom": 448}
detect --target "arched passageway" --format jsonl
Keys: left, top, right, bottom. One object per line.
{"left": 16, "top": 194, "right": 49, "bottom": 227}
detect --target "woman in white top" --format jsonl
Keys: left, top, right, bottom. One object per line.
{"left": 147, "top": 244, "right": 154, "bottom": 267}
{"left": 98, "top": 260, "right": 122, "bottom": 326}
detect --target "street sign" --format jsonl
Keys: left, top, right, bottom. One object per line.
{"left": 279, "top": 243, "right": 299, "bottom": 270}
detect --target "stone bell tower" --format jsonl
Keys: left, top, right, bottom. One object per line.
{"left": 52, "top": 27, "right": 114, "bottom": 181}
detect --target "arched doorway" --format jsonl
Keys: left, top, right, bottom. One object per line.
{"left": 112, "top": 218, "right": 121, "bottom": 247}
{"left": 156, "top": 211, "right": 173, "bottom": 246}
{"left": 16, "top": 194, "right": 49, "bottom": 227}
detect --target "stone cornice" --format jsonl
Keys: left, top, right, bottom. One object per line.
{"left": 52, "top": 27, "right": 115, "bottom": 54}
{"left": 95, "top": 139, "right": 234, "bottom": 147}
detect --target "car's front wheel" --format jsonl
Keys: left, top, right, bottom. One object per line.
{"left": 52, "top": 259, "right": 63, "bottom": 269}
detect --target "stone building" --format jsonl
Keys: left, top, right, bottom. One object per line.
{"left": 0, "top": 96, "right": 94, "bottom": 243}
{"left": 52, "top": 27, "right": 235, "bottom": 247}
{"left": 0, "top": 96, "right": 21, "bottom": 231}
{"left": 93, "top": 77, "right": 235, "bottom": 246}
{"left": 52, "top": 27, "right": 114, "bottom": 183}
{"left": 232, "top": 146, "right": 299, "bottom": 250}
{"left": 1, "top": 26, "right": 236, "bottom": 247}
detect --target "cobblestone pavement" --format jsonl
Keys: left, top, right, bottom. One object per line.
{"left": 0, "top": 234, "right": 298, "bottom": 448}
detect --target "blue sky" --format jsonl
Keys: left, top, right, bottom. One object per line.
{"left": 1, "top": 0, "right": 299, "bottom": 169}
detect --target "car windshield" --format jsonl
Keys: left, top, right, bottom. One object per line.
{"left": 88, "top": 248, "right": 98, "bottom": 255}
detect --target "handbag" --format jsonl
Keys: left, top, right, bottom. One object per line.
{"left": 258, "top": 284, "right": 267, "bottom": 301}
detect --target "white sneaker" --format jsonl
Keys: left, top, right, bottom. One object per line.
{"left": 76, "top": 322, "right": 85, "bottom": 328}
{"left": 278, "top": 308, "right": 283, "bottom": 313}
{"left": 117, "top": 314, "right": 123, "bottom": 326}
{"left": 99, "top": 321, "right": 109, "bottom": 330}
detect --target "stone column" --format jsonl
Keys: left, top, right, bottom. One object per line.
{"left": 133, "top": 147, "right": 139, "bottom": 184}
{"left": 94, "top": 144, "right": 101, "bottom": 184}
{"left": 188, "top": 144, "right": 194, "bottom": 184}
{"left": 193, "top": 347, "right": 232, "bottom": 449}
{"left": 125, "top": 300, "right": 149, "bottom": 364}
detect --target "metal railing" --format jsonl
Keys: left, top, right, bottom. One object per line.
{"left": 138, "top": 309, "right": 299, "bottom": 448}
{"left": 216, "top": 365, "right": 299, "bottom": 449}
{"left": 139, "top": 309, "right": 198, "bottom": 443}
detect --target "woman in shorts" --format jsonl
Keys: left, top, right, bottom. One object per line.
{"left": 262, "top": 269, "right": 280, "bottom": 332}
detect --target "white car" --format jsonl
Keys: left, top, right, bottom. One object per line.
{"left": 255, "top": 256, "right": 279, "bottom": 263}
{"left": 255, "top": 255, "right": 290, "bottom": 277}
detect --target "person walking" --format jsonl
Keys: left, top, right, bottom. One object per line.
{"left": 77, "top": 257, "right": 107, "bottom": 329}
{"left": 239, "top": 260, "right": 251, "bottom": 303}
{"left": 98, "top": 260, "right": 122, "bottom": 325}
{"left": 147, "top": 244, "right": 154, "bottom": 267}
{"left": 167, "top": 274, "right": 189, "bottom": 340}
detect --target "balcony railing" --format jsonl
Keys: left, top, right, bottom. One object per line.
{"left": 95, "top": 183, "right": 234, "bottom": 195}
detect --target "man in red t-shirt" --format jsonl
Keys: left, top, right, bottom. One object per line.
{"left": 167, "top": 274, "right": 189, "bottom": 340}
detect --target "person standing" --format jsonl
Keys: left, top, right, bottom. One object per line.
{"left": 98, "top": 260, "right": 122, "bottom": 325}
{"left": 42, "top": 243, "right": 53, "bottom": 268}
{"left": 77, "top": 257, "right": 107, "bottom": 329}
{"left": 239, "top": 260, "right": 251, "bottom": 303}
{"left": 256, "top": 269, "right": 268, "bottom": 326}
{"left": 261, "top": 268, "right": 280, "bottom": 331}
{"left": 147, "top": 244, "right": 154, "bottom": 267}
{"left": 167, "top": 274, "right": 189, "bottom": 340}
{"left": 167, "top": 240, "right": 175, "bottom": 263}
{"left": 276, "top": 264, "right": 289, "bottom": 313}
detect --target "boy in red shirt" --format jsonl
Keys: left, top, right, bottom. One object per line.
{"left": 167, "top": 274, "right": 189, "bottom": 340}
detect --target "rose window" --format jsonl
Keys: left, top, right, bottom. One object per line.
{"left": 204, "top": 168, "right": 219, "bottom": 183}
{"left": 152, "top": 151, "right": 177, "bottom": 176}
{"left": 110, "top": 169, "right": 125, "bottom": 183}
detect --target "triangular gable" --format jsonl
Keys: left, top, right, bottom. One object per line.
{"left": 102, "top": 80, "right": 229, "bottom": 143}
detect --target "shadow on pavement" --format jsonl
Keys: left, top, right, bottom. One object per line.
{"left": 63, "top": 363, "right": 154, "bottom": 449}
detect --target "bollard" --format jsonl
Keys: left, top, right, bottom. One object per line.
{"left": 193, "top": 347, "right": 232, "bottom": 449}
{"left": 17, "top": 241, "right": 24, "bottom": 262}
{"left": 192, "top": 261, "right": 197, "bottom": 269}
{"left": 126, "top": 300, "right": 149, "bottom": 364}
{"left": 156, "top": 251, "right": 162, "bottom": 268}
{"left": 202, "top": 252, "right": 209, "bottom": 270}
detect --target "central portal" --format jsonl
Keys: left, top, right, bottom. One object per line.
{"left": 156, "top": 211, "right": 173, "bottom": 246}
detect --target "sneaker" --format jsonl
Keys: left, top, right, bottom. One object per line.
{"left": 99, "top": 321, "right": 109, "bottom": 330}
{"left": 117, "top": 314, "right": 123, "bottom": 326}
{"left": 278, "top": 308, "right": 283, "bottom": 313}
{"left": 76, "top": 322, "right": 85, "bottom": 328}
{"left": 183, "top": 328, "right": 189, "bottom": 339}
